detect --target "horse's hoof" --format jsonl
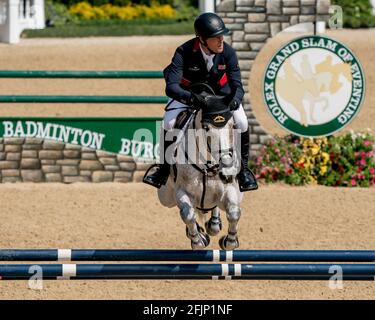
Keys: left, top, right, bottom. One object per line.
{"left": 219, "top": 235, "right": 239, "bottom": 250}
{"left": 190, "top": 232, "right": 210, "bottom": 249}
{"left": 205, "top": 217, "right": 222, "bottom": 236}
{"left": 186, "top": 225, "right": 210, "bottom": 249}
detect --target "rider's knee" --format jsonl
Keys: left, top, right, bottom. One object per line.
{"left": 234, "top": 118, "right": 248, "bottom": 133}
{"left": 162, "top": 118, "right": 177, "bottom": 131}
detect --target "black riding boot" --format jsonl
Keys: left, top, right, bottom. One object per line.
{"left": 143, "top": 129, "right": 173, "bottom": 189}
{"left": 237, "top": 129, "right": 258, "bottom": 192}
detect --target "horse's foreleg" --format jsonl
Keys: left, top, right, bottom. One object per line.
{"left": 176, "top": 189, "right": 210, "bottom": 249}
{"left": 220, "top": 187, "right": 241, "bottom": 250}
{"left": 219, "top": 205, "right": 241, "bottom": 250}
{"left": 205, "top": 207, "right": 222, "bottom": 236}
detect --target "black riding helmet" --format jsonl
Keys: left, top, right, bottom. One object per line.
{"left": 194, "top": 12, "right": 230, "bottom": 39}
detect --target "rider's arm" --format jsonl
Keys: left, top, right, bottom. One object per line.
{"left": 226, "top": 46, "right": 245, "bottom": 105}
{"left": 163, "top": 47, "right": 192, "bottom": 105}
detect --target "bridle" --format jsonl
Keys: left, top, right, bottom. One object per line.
{"left": 186, "top": 83, "right": 233, "bottom": 177}
{"left": 179, "top": 84, "right": 235, "bottom": 211}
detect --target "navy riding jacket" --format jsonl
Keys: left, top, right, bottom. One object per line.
{"left": 163, "top": 37, "right": 244, "bottom": 106}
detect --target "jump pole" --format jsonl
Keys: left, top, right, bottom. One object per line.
{"left": 0, "top": 249, "right": 374, "bottom": 262}
{"left": 1, "top": 263, "right": 375, "bottom": 279}
{"left": 1, "top": 275, "right": 374, "bottom": 281}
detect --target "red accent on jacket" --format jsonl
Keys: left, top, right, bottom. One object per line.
{"left": 193, "top": 38, "right": 200, "bottom": 52}
{"left": 180, "top": 77, "right": 192, "bottom": 88}
{"left": 218, "top": 73, "right": 228, "bottom": 87}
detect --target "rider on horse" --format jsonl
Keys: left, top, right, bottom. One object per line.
{"left": 143, "top": 12, "right": 258, "bottom": 192}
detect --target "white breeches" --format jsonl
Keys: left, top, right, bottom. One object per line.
{"left": 162, "top": 99, "right": 248, "bottom": 133}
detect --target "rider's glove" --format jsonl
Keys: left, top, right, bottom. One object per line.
{"left": 228, "top": 99, "right": 239, "bottom": 111}
{"left": 190, "top": 93, "right": 207, "bottom": 110}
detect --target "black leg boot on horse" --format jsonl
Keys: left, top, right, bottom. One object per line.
{"left": 143, "top": 129, "right": 173, "bottom": 189}
{"left": 237, "top": 129, "right": 258, "bottom": 192}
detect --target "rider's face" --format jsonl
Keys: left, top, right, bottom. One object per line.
{"left": 204, "top": 35, "right": 224, "bottom": 53}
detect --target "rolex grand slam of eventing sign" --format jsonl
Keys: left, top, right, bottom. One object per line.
{"left": 263, "top": 35, "right": 365, "bottom": 137}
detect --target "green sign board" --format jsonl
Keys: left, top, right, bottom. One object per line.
{"left": 0, "top": 117, "right": 162, "bottom": 160}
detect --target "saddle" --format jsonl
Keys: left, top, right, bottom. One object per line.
{"left": 174, "top": 88, "right": 232, "bottom": 130}
{"left": 201, "top": 94, "right": 232, "bottom": 128}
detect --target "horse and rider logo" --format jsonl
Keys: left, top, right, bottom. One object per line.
{"left": 263, "top": 35, "right": 365, "bottom": 137}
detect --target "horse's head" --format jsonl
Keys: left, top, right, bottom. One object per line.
{"left": 189, "top": 89, "right": 240, "bottom": 178}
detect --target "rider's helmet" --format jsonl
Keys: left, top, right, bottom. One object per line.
{"left": 194, "top": 13, "right": 230, "bottom": 39}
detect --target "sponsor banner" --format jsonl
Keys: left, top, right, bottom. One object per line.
{"left": 263, "top": 35, "right": 365, "bottom": 137}
{"left": 0, "top": 118, "right": 162, "bottom": 160}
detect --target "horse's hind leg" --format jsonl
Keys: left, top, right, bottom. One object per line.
{"left": 176, "top": 188, "right": 210, "bottom": 249}
{"left": 205, "top": 207, "right": 222, "bottom": 236}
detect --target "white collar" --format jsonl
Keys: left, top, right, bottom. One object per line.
{"left": 199, "top": 43, "right": 215, "bottom": 62}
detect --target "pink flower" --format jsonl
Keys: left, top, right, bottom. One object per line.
{"left": 360, "top": 159, "right": 366, "bottom": 166}
{"left": 367, "top": 151, "right": 373, "bottom": 157}
{"left": 370, "top": 167, "right": 375, "bottom": 175}
{"left": 364, "top": 140, "right": 371, "bottom": 146}
{"left": 359, "top": 174, "right": 365, "bottom": 180}
{"left": 361, "top": 152, "right": 366, "bottom": 159}
{"left": 351, "top": 179, "right": 356, "bottom": 186}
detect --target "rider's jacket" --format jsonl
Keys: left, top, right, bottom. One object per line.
{"left": 163, "top": 38, "right": 245, "bottom": 106}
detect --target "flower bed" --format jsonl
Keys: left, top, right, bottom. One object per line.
{"left": 69, "top": 1, "right": 175, "bottom": 20}
{"left": 252, "top": 130, "right": 375, "bottom": 187}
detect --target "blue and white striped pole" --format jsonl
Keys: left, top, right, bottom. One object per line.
{"left": 0, "top": 249, "right": 374, "bottom": 262}
{"left": 0, "top": 263, "right": 375, "bottom": 279}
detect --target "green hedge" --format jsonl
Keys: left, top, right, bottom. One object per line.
{"left": 332, "top": 0, "right": 375, "bottom": 28}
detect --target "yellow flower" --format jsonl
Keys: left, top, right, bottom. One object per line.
{"left": 117, "top": 6, "right": 139, "bottom": 20}
{"left": 303, "top": 138, "right": 313, "bottom": 148}
{"left": 298, "top": 156, "right": 305, "bottom": 164}
{"left": 310, "top": 146, "right": 320, "bottom": 156}
{"left": 319, "top": 165, "right": 327, "bottom": 175}
{"left": 307, "top": 176, "right": 318, "bottom": 185}
{"left": 321, "top": 152, "right": 330, "bottom": 164}
{"left": 69, "top": 2, "right": 175, "bottom": 21}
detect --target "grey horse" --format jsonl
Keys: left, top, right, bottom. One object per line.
{"left": 157, "top": 95, "right": 244, "bottom": 250}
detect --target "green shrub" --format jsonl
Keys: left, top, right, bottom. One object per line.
{"left": 45, "top": 0, "right": 79, "bottom": 26}
{"left": 173, "top": 0, "right": 199, "bottom": 21}
{"left": 332, "top": 0, "right": 375, "bottom": 28}
{"left": 251, "top": 130, "right": 375, "bottom": 187}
